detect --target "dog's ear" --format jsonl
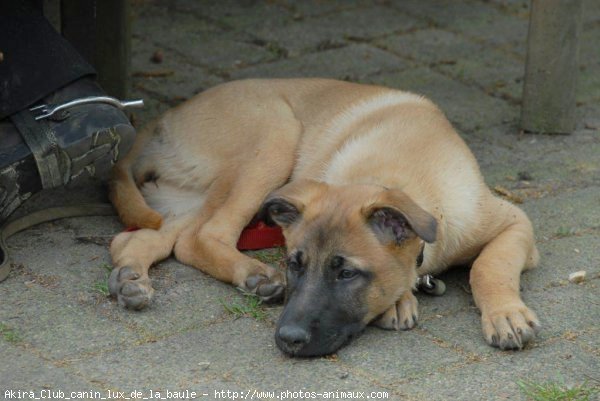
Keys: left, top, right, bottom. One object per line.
{"left": 263, "top": 197, "right": 301, "bottom": 227}
{"left": 261, "top": 179, "right": 327, "bottom": 228}
{"left": 362, "top": 189, "right": 437, "bottom": 244}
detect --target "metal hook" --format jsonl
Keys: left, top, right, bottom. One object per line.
{"left": 417, "top": 274, "right": 446, "bottom": 296}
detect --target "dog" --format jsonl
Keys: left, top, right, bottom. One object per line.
{"left": 108, "top": 78, "right": 541, "bottom": 356}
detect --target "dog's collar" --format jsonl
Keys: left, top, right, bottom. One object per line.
{"left": 415, "top": 243, "right": 446, "bottom": 296}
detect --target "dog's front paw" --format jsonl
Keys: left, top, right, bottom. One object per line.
{"left": 373, "top": 291, "right": 418, "bottom": 331}
{"left": 108, "top": 266, "right": 154, "bottom": 310}
{"left": 243, "top": 272, "right": 285, "bottom": 304}
{"left": 481, "top": 302, "right": 541, "bottom": 350}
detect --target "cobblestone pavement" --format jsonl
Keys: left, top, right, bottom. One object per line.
{"left": 1, "top": 1, "right": 599, "bottom": 400}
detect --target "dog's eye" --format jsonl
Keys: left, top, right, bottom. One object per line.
{"left": 338, "top": 269, "right": 359, "bottom": 280}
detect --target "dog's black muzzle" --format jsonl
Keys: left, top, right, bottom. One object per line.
{"left": 274, "top": 292, "right": 365, "bottom": 357}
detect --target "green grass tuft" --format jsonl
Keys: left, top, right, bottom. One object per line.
{"left": 91, "top": 264, "right": 112, "bottom": 296}
{"left": 100, "top": 263, "right": 113, "bottom": 272}
{"left": 555, "top": 226, "right": 578, "bottom": 238}
{"left": 0, "top": 322, "right": 21, "bottom": 343}
{"left": 92, "top": 281, "right": 110, "bottom": 297}
{"left": 265, "top": 42, "right": 288, "bottom": 59}
{"left": 250, "top": 247, "right": 286, "bottom": 265}
{"left": 518, "top": 379, "right": 599, "bottom": 401}
{"left": 221, "top": 294, "right": 267, "bottom": 321}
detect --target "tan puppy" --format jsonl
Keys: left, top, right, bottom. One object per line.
{"left": 109, "top": 78, "right": 540, "bottom": 356}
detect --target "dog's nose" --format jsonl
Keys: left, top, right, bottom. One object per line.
{"left": 277, "top": 325, "right": 310, "bottom": 353}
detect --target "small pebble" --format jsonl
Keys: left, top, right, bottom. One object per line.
{"left": 151, "top": 50, "right": 163, "bottom": 63}
{"left": 568, "top": 271, "right": 586, "bottom": 284}
{"left": 339, "top": 372, "right": 349, "bottom": 379}
{"left": 198, "top": 362, "right": 210, "bottom": 370}
{"left": 517, "top": 171, "right": 533, "bottom": 181}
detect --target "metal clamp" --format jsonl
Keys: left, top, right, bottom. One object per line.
{"left": 30, "top": 96, "right": 144, "bottom": 121}
{"left": 417, "top": 274, "right": 446, "bottom": 296}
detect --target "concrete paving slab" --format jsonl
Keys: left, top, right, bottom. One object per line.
{"left": 400, "top": 340, "right": 598, "bottom": 401}
{"left": 530, "top": 234, "right": 600, "bottom": 290}
{"left": 132, "top": 3, "right": 223, "bottom": 40}
{"left": 466, "top": 126, "right": 600, "bottom": 190}
{"left": 336, "top": 327, "right": 465, "bottom": 385}
{"left": 487, "top": 0, "right": 530, "bottom": 20}
{"left": 251, "top": 5, "right": 426, "bottom": 56}
{"left": 376, "top": 29, "right": 524, "bottom": 101}
{"left": 520, "top": 187, "right": 600, "bottom": 240}
{"left": 132, "top": 4, "right": 276, "bottom": 70}
{"left": 524, "top": 284, "right": 599, "bottom": 338}
{"left": 0, "top": 342, "right": 102, "bottom": 392}
{"left": 283, "top": 0, "right": 371, "bottom": 18}
{"left": 0, "top": 280, "right": 143, "bottom": 360}
{"left": 576, "top": 328, "right": 600, "bottom": 355}
{"left": 401, "top": 361, "right": 529, "bottom": 401}
{"left": 583, "top": 0, "right": 600, "bottom": 26}
{"left": 6, "top": 216, "right": 120, "bottom": 293}
{"left": 69, "top": 319, "right": 392, "bottom": 399}
{"left": 492, "top": 340, "right": 600, "bottom": 388}
{"left": 435, "top": 51, "right": 524, "bottom": 102}
{"left": 368, "top": 67, "right": 517, "bottom": 131}
{"left": 232, "top": 43, "right": 412, "bottom": 81}
{"left": 575, "top": 103, "right": 600, "bottom": 131}
{"left": 580, "top": 26, "right": 600, "bottom": 68}
{"left": 186, "top": 0, "right": 382, "bottom": 36}
{"left": 131, "top": 36, "right": 224, "bottom": 103}
{"left": 577, "top": 64, "right": 600, "bottom": 103}
{"left": 376, "top": 28, "right": 484, "bottom": 64}
{"left": 160, "top": 31, "right": 275, "bottom": 72}
{"left": 391, "top": 0, "right": 529, "bottom": 55}
{"left": 190, "top": 0, "right": 293, "bottom": 32}
{"left": 418, "top": 307, "right": 506, "bottom": 357}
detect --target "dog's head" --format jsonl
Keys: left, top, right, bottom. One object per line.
{"left": 263, "top": 179, "right": 437, "bottom": 357}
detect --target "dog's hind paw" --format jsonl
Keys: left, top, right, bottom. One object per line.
{"left": 481, "top": 302, "right": 541, "bottom": 350}
{"left": 108, "top": 266, "right": 154, "bottom": 310}
{"left": 243, "top": 273, "right": 285, "bottom": 304}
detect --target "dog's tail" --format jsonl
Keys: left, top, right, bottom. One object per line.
{"left": 109, "top": 153, "right": 163, "bottom": 231}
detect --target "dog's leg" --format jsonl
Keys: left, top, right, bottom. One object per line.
{"left": 372, "top": 291, "right": 419, "bottom": 331}
{"left": 470, "top": 200, "right": 541, "bottom": 350}
{"left": 109, "top": 217, "right": 188, "bottom": 309}
{"left": 174, "top": 159, "right": 295, "bottom": 303}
